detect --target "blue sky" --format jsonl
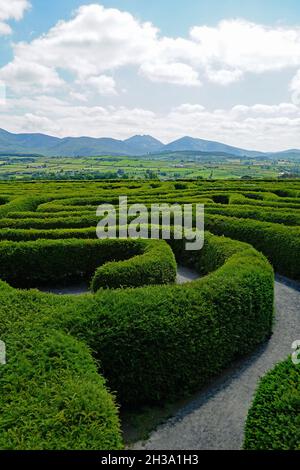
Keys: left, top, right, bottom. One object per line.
{"left": 1, "top": 1, "right": 300, "bottom": 150}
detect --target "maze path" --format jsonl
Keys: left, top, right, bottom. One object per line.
{"left": 133, "top": 276, "right": 300, "bottom": 450}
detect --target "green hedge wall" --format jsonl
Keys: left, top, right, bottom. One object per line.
{"left": 91, "top": 239, "right": 176, "bottom": 291}
{"left": 0, "top": 290, "right": 123, "bottom": 450}
{"left": 55, "top": 233, "right": 274, "bottom": 406}
{"left": 0, "top": 196, "right": 50, "bottom": 217}
{"left": 205, "top": 214, "right": 300, "bottom": 279}
{"left": 0, "top": 237, "right": 176, "bottom": 289}
{"left": 244, "top": 358, "right": 300, "bottom": 450}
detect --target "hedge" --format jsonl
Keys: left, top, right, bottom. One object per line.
{"left": 54, "top": 232, "right": 274, "bottom": 405}
{"left": 91, "top": 239, "right": 176, "bottom": 291}
{"left": 205, "top": 214, "right": 300, "bottom": 280}
{"left": 244, "top": 358, "right": 300, "bottom": 450}
{"left": 206, "top": 204, "right": 300, "bottom": 226}
{"left": 0, "top": 237, "right": 176, "bottom": 289}
{"left": 0, "top": 290, "right": 123, "bottom": 450}
{"left": 0, "top": 196, "right": 50, "bottom": 217}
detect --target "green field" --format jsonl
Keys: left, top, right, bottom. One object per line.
{"left": 0, "top": 152, "right": 299, "bottom": 180}
{"left": 0, "top": 179, "right": 299, "bottom": 450}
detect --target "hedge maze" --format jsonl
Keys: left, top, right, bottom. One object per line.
{"left": 0, "top": 179, "right": 299, "bottom": 449}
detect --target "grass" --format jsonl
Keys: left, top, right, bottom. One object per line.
{"left": 0, "top": 154, "right": 296, "bottom": 180}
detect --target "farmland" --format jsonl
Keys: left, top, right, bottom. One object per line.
{"left": 0, "top": 153, "right": 300, "bottom": 180}
{"left": 0, "top": 179, "right": 299, "bottom": 450}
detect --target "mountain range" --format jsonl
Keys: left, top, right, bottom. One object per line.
{"left": 0, "top": 128, "right": 299, "bottom": 159}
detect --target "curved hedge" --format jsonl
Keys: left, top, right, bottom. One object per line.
{"left": 0, "top": 238, "right": 175, "bottom": 288}
{"left": 0, "top": 231, "right": 274, "bottom": 448}
{"left": 0, "top": 286, "right": 123, "bottom": 450}
{"left": 244, "top": 358, "right": 300, "bottom": 450}
{"left": 0, "top": 333, "right": 123, "bottom": 450}
{"left": 91, "top": 239, "right": 176, "bottom": 291}
{"left": 205, "top": 214, "right": 300, "bottom": 279}
{"left": 55, "top": 232, "right": 274, "bottom": 405}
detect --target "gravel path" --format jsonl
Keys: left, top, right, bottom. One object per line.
{"left": 133, "top": 273, "right": 300, "bottom": 450}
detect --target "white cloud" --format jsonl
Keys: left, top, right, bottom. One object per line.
{"left": 3, "top": 5, "right": 300, "bottom": 94}
{"left": 140, "top": 62, "right": 201, "bottom": 86}
{"left": 0, "top": 58, "right": 64, "bottom": 93}
{"left": 76, "top": 75, "right": 117, "bottom": 96}
{"left": 205, "top": 68, "right": 243, "bottom": 85}
{"left": 0, "top": 0, "right": 30, "bottom": 35}
{"left": 2, "top": 96, "right": 300, "bottom": 151}
{"left": 290, "top": 69, "right": 300, "bottom": 105}
{"left": 1, "top": 4, "right": 300, "bottom": 150}
{"left": 190, "top": 19, "right": 300, "bottom": 72}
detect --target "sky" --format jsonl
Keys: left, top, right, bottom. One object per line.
{"left": 1, "top": 1, "right": 300, "bottom": 150}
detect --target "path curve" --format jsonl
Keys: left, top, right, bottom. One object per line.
{"left": 133, "top": 272, "right": 300, "bottom": 450}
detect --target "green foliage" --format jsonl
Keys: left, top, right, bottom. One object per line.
{"left": 244, "top": 358, "right": 300, "bottom": 450}
{"left": 1, "top": 179, "right": 300, "bottom": 448}
{"left": 205, "top": 214, "right": 300, "bottom": 279}
{"left": 57, "top": 233, "right": 274, "bottom": 405}
{"left": 0, "top": 238, "right": 167, "bottom": 287}
{"left": 91, "top": 239, "right": 176, "bottom": 291}
{"left": 0, "top": 332, "right": 123, "bottom": 450}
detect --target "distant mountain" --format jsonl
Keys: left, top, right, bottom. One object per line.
{"left": 123, "top": 135, "right": 164, "bottom": 154}
{"left": 266, "top": 149, "right": 300, "bottom": 159}
{"left": 0, "top": 129, "right": 165, "bottom": 157}
{"left": 163, "top": 136, "right": 264, "bottom": 157}
{"left": 0, "top": 128, "right": 299, "bottom": 158}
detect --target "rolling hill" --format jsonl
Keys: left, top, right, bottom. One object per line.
{"left": 0, "top": 128, "right": 299, "bottom": 159}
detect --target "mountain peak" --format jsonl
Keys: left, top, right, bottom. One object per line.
{"left": 124, "top": 135, "right": 164, "bottom": 153}
{"left": 0, "top": 127, "right": 296, "bottom": 158}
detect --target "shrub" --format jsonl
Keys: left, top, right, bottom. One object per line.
{"left": 244, "top": 358, "right": 300, "bottom": 450}
{"left": 0, "top": 196, "right": 50, "bottom": 217}
{"left": 91, "top": 239, "right": 176, "bottom": 291}
{"left": 0, "top": 238, "right": 145, "bottom": 287}
{"left": 0, "top": 313, "right": 123, "bottom": 449}
{"left": 205, "top": 214, "right": 300, "bottom": 279}
{"left": 56, "top": 233, "right": 274, "bottom": 406}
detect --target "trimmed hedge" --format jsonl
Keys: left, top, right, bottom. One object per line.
{"left": 0, "top": 196, "right": 50, "bottom": 217}
{"left": 244, "top": 358, "right": 300, "bottom": 450}
{"left": 54, "top": 232, "right": 274, "bottom": 405}
{"left": 91, "top": 239, "right": 176, "bottom": 291}
{"left": 0, "top": 290, "right": 123, "bottom": 450}
{"left": 0, "top": 227, "right": 98, "bottom": 241}
{"left": 0, "top": 238, "right": 175, "bottom": 288}
{"left": 205, "top": 214, "right": 300, "bottom": 279}
{"left": 206, "top": 204, "right": 300, "bottom": 226}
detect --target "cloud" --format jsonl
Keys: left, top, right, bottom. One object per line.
{"left": 290, "top": 69, "right": 300, "bottom": 105}
{"left": 76, "top": 75, "right": 117, "bottom": 96}
{"left": 0, "top": 59, "right": 64, "bottom": 93}
{"left": 205, "top": 68, "right": 243, "bottom": 85}
{"left": 190, "top": 19, "right": 300, "bottom": 72}
{"left": 3, "top": 5, "right": 300, "bottom": 95}
{"left": 2, "top": 96, "right": 300, "bottom": 151}
{"left": 0, "top": 0, "right": 30, "bottom": 35}
{"left": 140, "top": 62, "right": 201, "bottom": 86}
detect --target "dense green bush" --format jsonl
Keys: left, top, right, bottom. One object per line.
{"left": 0, "top": 215, "right": 99, "bottom": 229}
{"left": 1, "top": 179, "right": 299, "bottom": 448}
{"left": 0, "top": 238, "right": 143, "bottom": 287}
{"left": 56, "top": 233, "right": 274, "bottom": 405}
{"left": 0, "top": 196, "right": 50, "bottom": 217}
{"left": 206, "top": 204, "right": 300, "bottom": 226}
{"left": 0, "top": 227, "right": 98, "bottom": 241}
{"left": 244, "top": 358, "right": 300, "bottom": 450}
{"left": 0, "top": 291, "right": 123, "bottom": 450}
{"left": 205, "top": 214, "right": 300, "bottom": 279}
{"left": 91, "top": 239, "right": 176, "bottom": 291}
{"left": 0, "top": 237, "right": 176, "bottom": 289}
